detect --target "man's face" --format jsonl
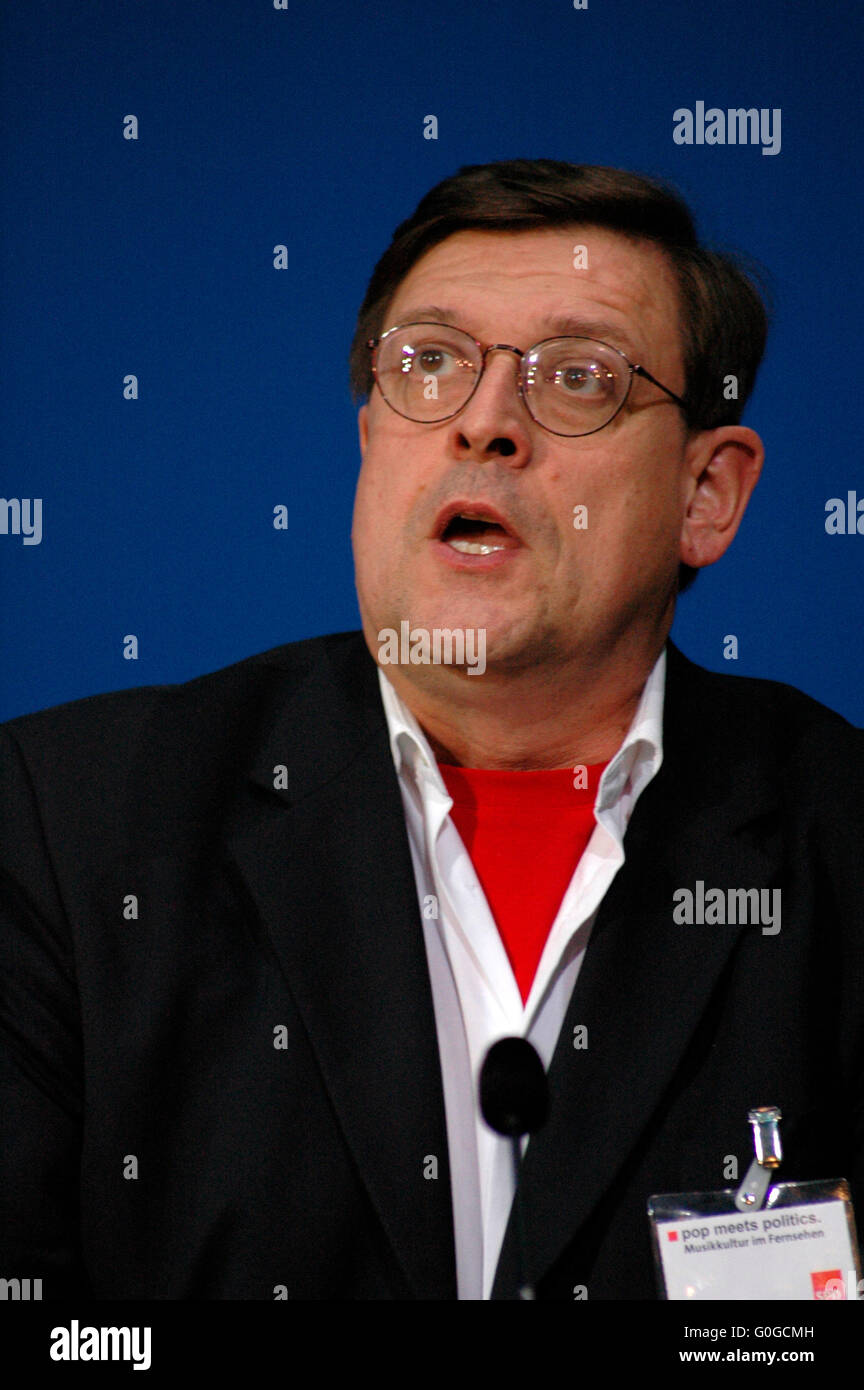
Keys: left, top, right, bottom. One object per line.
{"left": 352, "top": 225, "right": 693, "bottom": 677}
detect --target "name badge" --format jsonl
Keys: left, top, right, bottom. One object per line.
{"left": 647, "top": 1109, "right": 861, "bottom": 1300}
{"left": 648, "top": 1178, "right": 861, "bottom": 1300}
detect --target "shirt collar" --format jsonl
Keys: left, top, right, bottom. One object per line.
{"left": 377, "top": 646, "right": 665, "bottom": 827}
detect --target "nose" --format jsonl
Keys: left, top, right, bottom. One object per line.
{"left": 447, "top": 345, "right": 534, "bottom": 465}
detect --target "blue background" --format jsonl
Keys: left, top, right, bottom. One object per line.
{"left": 2, "top": 0, "right": 861, "bottom": 723}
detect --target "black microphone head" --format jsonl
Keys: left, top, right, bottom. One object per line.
{"left": 479, "top": 1037, "right": 549, "bottom": 1138}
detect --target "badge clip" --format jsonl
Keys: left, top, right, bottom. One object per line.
{"left": 734, "top": 1105, "right": 782, "bottom": 1212}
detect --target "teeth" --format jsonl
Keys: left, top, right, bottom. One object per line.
{"left": 447, "top": 538, "right": 507, "bottom": 555}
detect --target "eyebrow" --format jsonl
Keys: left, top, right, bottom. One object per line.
{"left": 388, "top": 304, "right": 642, "bottom": 360}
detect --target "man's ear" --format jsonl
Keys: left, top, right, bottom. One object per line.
{"left": 679, "top": 424, "right": 764, "bottom": 571}
{"left": 357, "top": 403, "right": 369, "bottom": 456}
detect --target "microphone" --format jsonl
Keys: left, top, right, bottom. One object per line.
{"left": 479, "top": 1037, "right": 549, "bottom": 1300}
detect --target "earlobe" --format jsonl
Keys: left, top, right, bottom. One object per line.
{"left": 358, "top": 404, "right": 369, "bottom": 455}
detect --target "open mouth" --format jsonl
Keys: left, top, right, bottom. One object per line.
{"left": 436, "top": 505, "right": 521, "bottom": 555}
{"left": 442, "top": 516, "right": 510, "bottom": 554}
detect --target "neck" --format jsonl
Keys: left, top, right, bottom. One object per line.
{"left": 379, "top": 635, "right": 667, "bottom": 770}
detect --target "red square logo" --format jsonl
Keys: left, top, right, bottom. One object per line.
{"left": 811, "top": 1269, "right": 845, "bottom": 1299}
{"left": 668, "top": 1231, "right": 678, "bottom": 1242}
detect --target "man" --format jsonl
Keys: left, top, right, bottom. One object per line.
{"left": 1, "top": 160, "right": 862, "bottom": 1301}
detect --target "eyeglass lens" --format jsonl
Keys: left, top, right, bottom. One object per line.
{"left": 374, "top": 323, "right": 630, "bottom": 435}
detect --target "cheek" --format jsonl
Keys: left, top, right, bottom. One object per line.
{"left": 357, "top": 427, "right": 437, "bottom": 536}
{"left": 354, "top": 448, "right": 397, "bottom": 531}
{"left": 568, "top": 455, "right": 682, "bottom": 572}
{"left": 352, "top": 447, "right": 415, "bottom": 593}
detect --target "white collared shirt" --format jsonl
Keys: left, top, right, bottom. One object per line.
{"left": 377, "top": 649, "right": 666, "bottom": 1299}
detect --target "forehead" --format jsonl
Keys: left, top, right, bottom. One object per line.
{"left": 385, "top": 226, "right": 684, "bottom": 367}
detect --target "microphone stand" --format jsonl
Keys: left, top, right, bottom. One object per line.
{"left": 510, "top": 1135, "right": 535, "bottom": 1300}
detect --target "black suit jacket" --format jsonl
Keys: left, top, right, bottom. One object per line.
{"left": 1, "top": 632, "right": 863, "bottom": 1300}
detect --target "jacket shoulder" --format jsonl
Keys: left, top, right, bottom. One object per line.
{"left": 665, "top": 641, "right": 864, "bottom": 798}
{"left": 0, "top": 632, "right": 369, "bottom": 823}
{"left": 669, "top": 640, "right": 861, "bottom": 730}
{"left": 1, "top": 631, "right": 362, "bottom": 745}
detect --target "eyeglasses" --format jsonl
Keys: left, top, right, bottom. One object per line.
{"left": 367, "top": 321, "right": 688, "bottom": 437}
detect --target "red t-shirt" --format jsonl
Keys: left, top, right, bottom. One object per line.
{"left": 438, "top": 761, "right": 609, "bottom": 1004}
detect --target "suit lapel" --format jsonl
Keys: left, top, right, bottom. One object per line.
{"left": 219, "top": 631, "right": 786, "bottom": 1301}
{"left": 224, "top": 634, "right": 457, "bottom": 1299}
{"left": 491, "top": 642, "right": 783, "bottom": 1298}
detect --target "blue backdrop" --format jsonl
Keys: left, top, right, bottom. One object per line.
{"left": 2, "top": 0, "right": 862, "bottom": 723}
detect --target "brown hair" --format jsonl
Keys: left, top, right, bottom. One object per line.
{"left": 349, "top": 159, "right": 770, "bottom": 593}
